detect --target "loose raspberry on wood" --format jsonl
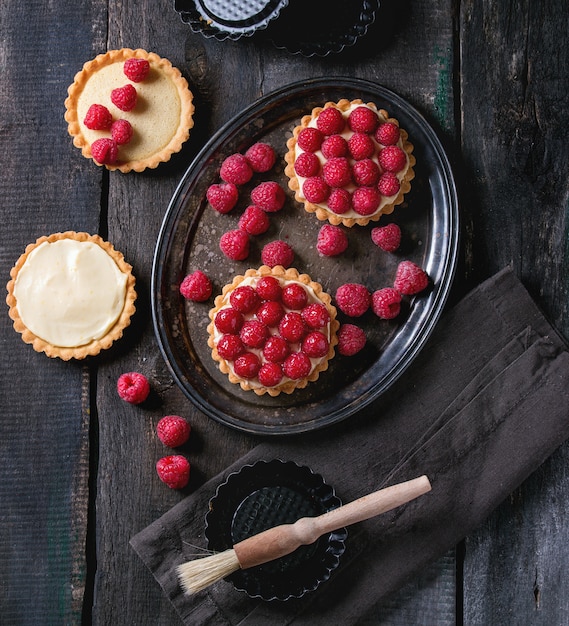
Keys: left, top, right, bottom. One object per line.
{"left": 335, "top": 283, "right": 370, "bottom": 317}
{"left": 250, "top": 181, "right": 285, "bottom": 212}
{"left": 337, "top": 324, "right": 366, "bottom": 356}
{"left": 179, "top": 270, "right": 212, "bottom": 302}
{"left": 371, "top": 223, "right": 402, "bottom": 252}
{"left": 393, "top": 261, "right": 430, "bottom": 295}
{"left": 156, "top": 416, "right": 191, "bottom": 448}
{"left": 219, "top": 229, "right": 250, "bottom": 261}
{"left": 371, "top": 287, "right": 402, "bottom": 319}
{"left": 220, "top": 153, "right": 253, "bottom": 185}
{"left": 239, "top": 205, "right": 270, "bottom": 235}
{"left": 317, "top": 224, "right": 348, "bottom": 257}
{"left": 156, "top": 455, "right": 190, "bottom": 489}
{"left": 207, "top": 183, "right": 239, "bottom": 214}
{"left": 244, "top": 142, "right": 276, "bottom": 172}
{"left": 117, "top": 372, "right": 150, "bottom": 404}
{"left": 261, "top": 240, "right": 294, "bottom": 268}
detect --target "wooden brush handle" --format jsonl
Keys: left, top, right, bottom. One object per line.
{"left": 234, "top": 475, "right": 431, "bottom": 570}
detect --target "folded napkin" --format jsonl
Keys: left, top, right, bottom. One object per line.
{"left": 131, "top": 267, "right": 569, "bottom": 625}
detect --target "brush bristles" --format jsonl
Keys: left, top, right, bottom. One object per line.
{"left": 177, "top": 549, "right": 241, "bottom": 594}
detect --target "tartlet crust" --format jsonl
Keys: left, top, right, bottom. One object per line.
{"left": 64, "top": 48, "right": 195, "bottom": 173}
{"left": 284, "top": 98, "right": 416, "bottom": 227}
{"left": 6, "top": 231, "right": 137, "bottom": 360}
{"left": 207, "top": 265, "right": 339, "bottom": 396}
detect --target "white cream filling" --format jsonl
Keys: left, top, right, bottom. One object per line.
{"left": 13, "top": 239, "right": 128, "bottom": 348}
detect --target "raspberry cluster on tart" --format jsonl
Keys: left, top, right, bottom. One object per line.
{"left": 285, "top": 99, "right": 415, "bottom": 227}
{"left": 207, "top": 265, "right": 339, "bottom": 396}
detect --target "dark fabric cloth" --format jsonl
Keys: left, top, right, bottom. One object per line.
{"left": 131, "top": 267, "right": 569, "bottom": 625}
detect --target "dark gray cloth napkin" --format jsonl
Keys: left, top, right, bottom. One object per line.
{"left": 131, "top": 267, "right": 569, "bottom": 625}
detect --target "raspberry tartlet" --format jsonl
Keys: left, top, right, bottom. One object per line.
{"left": 65, "top": 48, "right": 195, "bottom": 172}
{"left": 284, "top": 99, "right": 415, "bottom": 227}
{"left": 207, "top": 265, "right": 339, "bottom": 396}
{"left": 6, "top": 232, "right": 136, "bottom": 360}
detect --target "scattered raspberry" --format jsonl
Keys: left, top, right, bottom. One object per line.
{"left": 156, "top": 416, "right": 191, "bottom": 448}
{"left": 294, "top": 152, "right": 320, "bottom": 177}
{"left": 352, "top": 159, "right": 380, "bottom": 186}
{"left": 110, "top": 119, "right": 133, "bottom": 145}
{"left": 283, "top": 351, "right": 312, "bottom": 379}
{"left": 322, "top": 157, "right": 352, "bottom": 188}
{"left": 124, "top": 58, "right": 150, "bottom": 82}
{"left": 371, "top": 223, "right": 401, "bottom": 252}
{"left": 378, "top": 145, "right": 407, "bottom": 173}
{"left": 255, "top": 276, "right": 282, "bottom": 301}
{"left": 282, "top": 283, "right": 308, "bottom": 310}
{"left": 83, "top": 104, "right": 113, "bottom": 130}
{"left": 317, "top": 224, "right": 348, "bottom": 257}
{"left": 233, "top": 352, "right": 261, "bottom": 378}
{"left": 321, "top": 134, "right": 349, "bottom": 159}
{"left": 219, "top": 153, "right": 253, "bottom": 185}
{"left": 375, "top": 122, "right": 400, "bottom": 146}
{"left": 302, "top": 177, "right": 330, "bottom": 204}
{"left": 263, "top": 335, "right": 290, "bottom": 363}
{"left": 348, "top": 106, "right": 379, "bottom": 134}
{"left": 214, "top": 307, "right": 244, "bottom": 334}
{"left": 335, "top": 283, "right": 370, "bottom": 317}
{"left": 348, "top": 132, "right": 376, "bottom": 160}
{"left": 301, "top": 303, "right": 330, "bottom": 329}
{"left": 377, "top": 171, "right": 401, "bottom": 197}
{"left": 337, "top": 324, "right": 366, "bottom": 356}
{"left": 117, "top": 372, "right": 150, "bottom": 404}
{"left": 297, "top": 127, "right": 324, "bottom": 152}
{"left": 91, "top": 138, "right": 118, "bottom": 165}
{"left": 179, "top": 270, "right": 212, "bottom": 302}
{"left": 216, "top": 334, "right": 245, "bottom": 360}
{"left": 250, "top": 181, "right": 285, "bottom": 213}
{"left": 301, "top": 331, "right": 329, "bottom": 358}
{"left": 261, "top": 240, "right": 294, "bottom": 268}
{"left": 239, "top": 205, "right": 270, "bottom": 235}
{"left": 110, "top": 84, "right": 137, "bottom": 111}
{"left": 207, "top": 183, "right": 239, "bottom": 214}
{"left": 256, "top": 300, "right": 284, "bottom": 327}
{"left": 229, "top": 285, "right": 260, "bottom": 313}
{"left": 156, "top": 455, "right": 190, "bottom": 489}
{"left": 394, "top": 261, "right": 430, "bottom": 295}
{"left": 371, "top": 287, "right": 402, "bottom": 319}
{"left": 258, "top": 362, "right": 283, "bottom": 387}
{"left": 279, "top": 311, "right": 306, "bottom": 342}
{"left": 316, "top": 107, "right": 345, "bottom": 135}
{"left": 352, "top": 186, "right": 381, "bottom": 215}
{"left": 240, "top": 319, "right": 269, "bottom": 348}
{"left": 244, "top": 142, "right": 276, "bottom": 172}
{"left": 327, "top": 188, "right": 352, "bottom": 214}
{"left": 219, "top": 229, "right": 250, "bottom": 261}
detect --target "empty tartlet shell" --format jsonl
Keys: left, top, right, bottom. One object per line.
{"left": 6, "top": 231, "right": 137, "bottom": 360}
{"left": 207, "top": 265, "right": 339, "bottom": 396}
{"left": 284, "top": 99, "right": 416, "bottom": 227}
{"left": 64, "top": 48, "right": 195, "bottom": 173}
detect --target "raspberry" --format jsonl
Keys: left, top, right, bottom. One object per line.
{"left": 110, "top": 84, "right": 137, "bottom": 111}
{"left": 117, "top": 372, "right": 150, "bottom": 404}
{"left": 335, "top": 283, "right": 370, "bottom": 317}
{"left": 219, "top": 229, "right": 250, "bottom": 260}
{"left": 233, "top": 352, "right": 261, "bottom": 378}
{"left": 258, "top": 362, "right": 283, "bottom": 387}
{"left": 261, "top": 240, "right": 294, "bottom": 268}
{"left": 156, "top": 455, "right": 190, "bottom": 489}
{"left": 207, "top": 183, "right": 239, "bottom": 214}
{"left": 371, "top": 287, "right": 402, "bottom": 319}
{"left": 283, "top": 351, "right": 312, "bottom": 379}
{"left": 239, "top": 205, "right": 270, "bottom": 235}
{"left": 297, "top": 127, "right": 323, "bottom": 152}
{"left": 301, "top": 303, "right": 330, "bottom": 329}
{"left": 124, "top": 58, "right": 150, "bottom": 82}
{"left": 279, "top": 311, "right": 306, "bottom": 342}
{"left": 321, "top": 134, "right": 349, "bottom": 159}
{"left": 256, "top": 300, "right": 284, "bottom": 327}
{"left": 214, "top": 307, "right": 244, "bottom": 334}
{"left": 348, "top": 132, "right": 376, "bottom": 160}
{"left": 337, "top": 324, "right": 366, "bottom": 356}
{"left": 352, "top": 159, "right": 380, "bottom": 186}
{"left": 240, "top": 319, "right": 269, "bottom": 348}
{"left": 301, "top": 331, "right": 329, "bottom": 358}
{"left": 156, "top": 415, "right": 191, "bottom": 448}
{"left": 317, "top": 224, "right": 348, "bottom": 257}
{"left": 179, "top": 270, "right": 212, "bottom": 302}
{"left": 348, "top": 106, "right": 379, "bottom": 134}
{"left": 327, "top": 188, "right": 352, "bottom": 214}
{"left": 216, "top": 334, "right": 245, "bottom": 360}
{"left": 352, "top": 186, "right": 381, "bottom": 215}
{"left": 302, "top": 177, "right": 330, "bottom": 204}
{"left": 263, "top": 335, "right": 290, "bottom": 362}
{"left": 378, "top": 171, "right": 401, "bottom": 197}
{"left": 378, "top": 145, "right": 407, "bottom": 173}
{"left": 281, "top": 283, "right": 308, "bottom": 310}
{"left": 110, "top": 119, "right": 133, "bottom": 145}
{"left": 83, "top": 104, "right": 113, "bottom": 130}
{"left": 322, "top": 157, "right": 352, "bottom": 188}
{"left": 91, "top": 138, "right": 118, "bottom": 165}
{"left": 394, "top": 261, "right": 430, "bottom": 295}
{"left": 244, "top": 142, "right": 276, "bottom": 172}
{"left": 294, "top": 152, "right": 320, "bottom": 178}
{"left": 255, "top": 275, "right": 282, "bottom": 301}
{"left": 316, "top": 107, "right": 345, "bottom": 135}
{"left": 220, "top": 153, "right": 253, "bottom": 185}
{"left": 371, "top": 223, "right": 401, "bottom": 252}
{"left": 375, "top": 122, "right": 400, "bottom": 146}
{"left": 229, "top": 285, "right": 260, "bottom": 313}
{"left": 250, "top": 181, "right": 285, "bottom": 212}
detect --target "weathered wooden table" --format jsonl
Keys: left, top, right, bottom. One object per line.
{"left": 2, "top": 1, "right": 568, "bottom": 623}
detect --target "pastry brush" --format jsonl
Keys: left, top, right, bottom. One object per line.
{"left": 177, "top": 474, "right": 431, "bottom": 594}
